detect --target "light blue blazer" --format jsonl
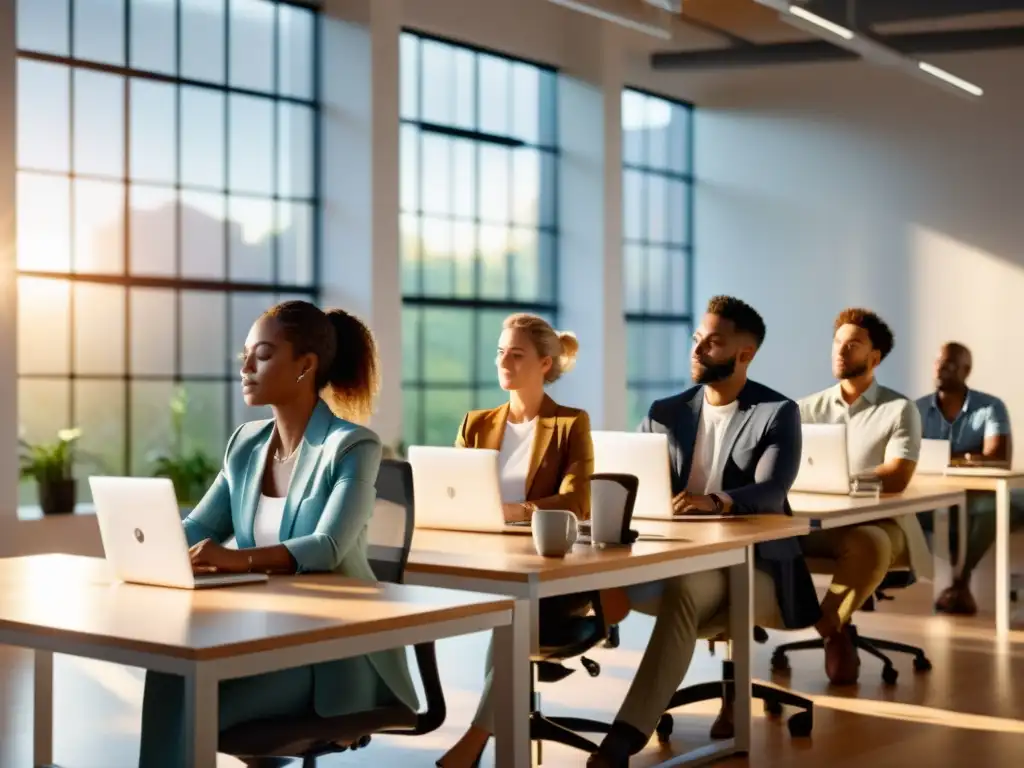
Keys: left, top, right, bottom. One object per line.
{"left": 182, "top": 399, "right": 420, "bottom": 715}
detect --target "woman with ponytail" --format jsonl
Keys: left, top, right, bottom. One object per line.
{"left": 437, "top": 312, "right": 595, "bottom": 767}
{"left": 138, "top": 300, "right": 418, "bottom": 767}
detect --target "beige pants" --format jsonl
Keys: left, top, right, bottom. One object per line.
{"left": 800, "top": 519, "right": 908, "bottom": 631}
{"left": 616, "top": 568, "right": 782, "bottom": 737}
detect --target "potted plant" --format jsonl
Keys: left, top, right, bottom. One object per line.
{"left": 19, "top": 427, "right": 83, "bottom": 515}
{"left": 151, "top": 387, "right": 218, "bottom": 511}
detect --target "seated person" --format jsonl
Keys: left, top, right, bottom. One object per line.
{"left": 138, "top": 301, "right": 419, "bottom": 768}
{"left": 916, "top": 341, "right": 1024, "bottom": 615}
{"left": 588, "top": 296, "right": 820, "bottom": 768}
{"left": 798, "top": 308, "right": 930, "bottom": 685}
{"left": 438, "top": 313, "right": 599, "bottom": 768}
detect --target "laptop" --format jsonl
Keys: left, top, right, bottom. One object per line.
{"left": 89, "top": 476, "right": 269, "bottom": 589}
{"left": 916, "top": 438, "right": 952, "bottom": 474}
{"left": 406, "top": 446, "right": 532, "bottom": 534}
{"left": 791, "top": 423, "right": 881, "bottom": 496}
{"left": 591, "top": 431, "right": 730, "bottom": 521}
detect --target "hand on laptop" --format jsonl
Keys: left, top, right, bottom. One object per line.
{"left": 671, "top": 492, "right": 718, "bottom": 516}
{"left": 502, "top": 502, "right": 533, "bottom": 524}
{"left": 190, "top": 538, "right": 247, "bottom": 574}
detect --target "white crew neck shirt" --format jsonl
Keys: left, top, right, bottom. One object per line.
{"left": 498, "top": 418, "right": 537, "bottom": 503}
{"left": 253, "top": 495, "right": 287, "bottom": 547}
{"left": 685, "top": 396, "right": 740, "bottom": 495}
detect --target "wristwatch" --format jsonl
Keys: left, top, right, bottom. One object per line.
{"left": 708, "top": 493, "right": 724, "bottom": 513}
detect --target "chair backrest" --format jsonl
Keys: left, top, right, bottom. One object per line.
{"left": 590, "top": 473, "right": 639, "bottom": 545}
{"left": 369, "top": 459, "right": 415, "bottom": 585}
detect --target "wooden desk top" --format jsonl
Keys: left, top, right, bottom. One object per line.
{"left": 407, "top": 515, "right": 809, "bottom": 583}
{"left": 0, "top": 555, "right": 513, "bottom": 661}
{"left": 911, "top": 471, "right": 1024, "bottom": 492}
{"left": 789, "top": 482, "right": 965, "bottom": 519}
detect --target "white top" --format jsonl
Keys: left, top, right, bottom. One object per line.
{"left": 253, "top": 495, "right": 287, "bottom": 548}
{"left": 498, "top": 418, "right": 537, "bottom": 503}
{"left": 686, "top": 397, "right": 740, "bottom": 495}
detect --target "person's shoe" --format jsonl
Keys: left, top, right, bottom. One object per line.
{"left": 935, "top": 580, "right": 978, "bottom": 616}
{"left": 824, "top": 624, "right": 860, "bottom": 685}
{"left": 588, "top": 721, "right": 645, "bottom": 767}
{"left": 709, "top": 698, "right": 734, "bottom": 739}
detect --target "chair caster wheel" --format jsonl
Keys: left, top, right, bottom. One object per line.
{"left": 882, "top": 666, "right": 899, "bottom": 685}
{"left": 603, "top": 624, "right": 621, "bottom": 648}
{"left": 788, "top": 711, "right": 813, "bottom": 738}
{"left": 770, "top": 651, "right": 790, "bottom": 673}
{"left": 764, "top": 698, "right": 783, "bottom": 717}
{"left": 913, "top": 656, "right": 932, "bottom": 672}
{"left": 656, "top": 713, "right": 673, "bottom": 744}
{"left": 581, "top": 656, "right": 601, "bottom": 677}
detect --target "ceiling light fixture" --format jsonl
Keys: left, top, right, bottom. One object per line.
{"left": 788, "top": 5, "right": 854, "bottom": 41}
{"left": 918, "top": 61, "right": 984, "bottom": 97}
{"left": 545, "top": 0, "right": 672, "bottom": 40}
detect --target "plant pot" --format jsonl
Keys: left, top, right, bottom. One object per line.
{"left": 38, "top": 478, "right": 76, "bottom": 515}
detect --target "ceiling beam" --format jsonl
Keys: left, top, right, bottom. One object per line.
{"left": 651, "top": 25, "right": 1024, "bottom": 69}
{"left": 806, "top": 0, "right": 1024, "bottom": 26}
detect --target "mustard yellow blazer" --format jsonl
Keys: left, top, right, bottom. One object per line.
{"left": 455, "top": 394, "right": 593, "bottom": 518}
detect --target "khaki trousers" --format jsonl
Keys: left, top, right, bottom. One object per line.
{"left": 616, "top": 568, "right": 782, "bottom": 738}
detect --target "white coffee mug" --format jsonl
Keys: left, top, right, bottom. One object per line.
{"left": 532, "top": 509, "right": 579, "bottom": 557}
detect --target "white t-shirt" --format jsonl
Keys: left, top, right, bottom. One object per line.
{"left": 253, "top": 495, "right": 287, "bottom": 547}
{"left": 685, "top": 397, "right": 740, "bottom": 495}
{"left": 498, "top": 418, "right": 537, "bottom": 503}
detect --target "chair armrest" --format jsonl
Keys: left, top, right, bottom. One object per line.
{"left": 385, "top": 642, "right": 447, "bottom": 736}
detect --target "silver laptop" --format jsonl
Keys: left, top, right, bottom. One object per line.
{"left": 917, "top": 438, "right": 951, "bottom": 474}
{"left": 90, "top": 476, "right": 269, "bottom": 589}
{"left": 591, "top": 431, "right": 729, "bottom": 520}
{"left": 791, "top": 423, "right": 880, "bottom": 496}
{"left": 406, "top": 446, "right": 531, "bottom": 534}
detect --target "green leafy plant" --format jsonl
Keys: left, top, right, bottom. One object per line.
{"left": 151, "top": 388, "right": 218, "bottom": 507}
{"left": 19, "top": 427, "right": 82, "bottom": 484}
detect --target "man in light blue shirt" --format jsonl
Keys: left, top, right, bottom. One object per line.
{"left": 916, "top": 341, "right": 1023, "bottom": 615}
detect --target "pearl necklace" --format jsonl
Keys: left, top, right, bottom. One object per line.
{"left": 274, "top": 442, "right": 300, "bottom": 464}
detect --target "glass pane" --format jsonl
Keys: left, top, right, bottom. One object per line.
{"left": 399, "top": 124, "right": 418, "bottom": 212}
{"left": 539, "top": 152, "right": 556, "bottom": 228}
{"left": 130, "top": 0, "right": 177, "bottom": 75}
{"left": 475, "top": 387, "right": 506, "bottom": 412}
{"left": 400, "top": 214, "right": 420, "bottom": 295}
{"left": 643, "top": 324, "right": 670, "bottom": 382}
{"left": 401, "top": 306, "right": 421, "bottom": 383}
{"left": 511, "top": 63, "right": 539, "bottom": 144}
{"left": 626, "top": 320, "right": 645, "bottom": 382}
{"left": 74, "top": 282, "right": 125, "bottom": 375}
{"left": 479, "top": 144, "right": 510, "bottom": 223}
{"left": 621, "top": 90, "right": 646, "bottom": 166}
{"left": 452, "top": 48, "right": 475, "bottom": 131}
{"left": 512, "top": 148, "right": 539, "bottom": 228}
{"left": 420, "top": 133, "right": 452, "bottom": 218}
{"left": 73, "top": 69, "right": 124, "bottom": 178}
{"left": 181, "top": 191, "right": 226, "bottom": 278}
{"left": 452, "top": 221, "right": 474, "bottom": 298}
{"left": 422, "top": 308, "right": 472, "bottom": 384}
{"left": 74, "top": 0, "right": 125, "bottom": 66}
{"left": 181, "top": 381, "right": 229, "bottom": 469}
{"left": 670, "top": 323, "right": 692, "bottom": 382}
{"left": 17, "top": 60, "right": 69, "bottom": 171}
{"left": 229, "top": 94, "right": 273, "bottom": 195}
{"left": 509, "top": 228, "right": 539, "bottom": 303}
{"left": 645, "top": 247, "right": 670, "bottom": 314}
{"left": 477, "top": 225, "right": 508, "bottom": 300}
{"left": 537, "top": 231, "right": 556, "bottom": 299}
{"left": 75, "top": 380, "right": 127, "bottom": 483}
{"left": 667, "top": 180, "right": 688, "bottom": 246}
{"left": 537, "top": 70, "right": 558, "bottom": 148}
{"left": 18, "top": 277, "right": 70, "bottom": 375}
{"left": 478, "top": 55, "right": 510, "bottom": 136}
{"left": 181, "top": 87, "right": 225, "bottom": 189}
{"left": 17, "top": 379, "right": 71, "bottom": 506}
{"left": 669, "top": 248, "right": 690, "bottom": 314}
{"left": 668, "top": 103, "right": 691, "bottom": 174}
{"left": 420, "top": 39, "right": 455, "bottom": 126}
{"left": 420, "top": 217, "right": 452, "bottom": 296}
{"left": 229, "top": 0, "right": 274, "bottom": 93}
{"left": 277, "top": 103, "right": 314, "bottom": 198}
{"left": 130, "top": 184, "right": 177, "bottom": 276}
{"left": 399, "top": 33, "right": 418, "bottom": 120}
{"left": 623, "top": 243, "right": 643, "bottom": 314}
{"left": 182, "top": 0, "right": 226, "bottom": 83}
{"left": 130, "top": 380, "right": 176, "bottom": 475}
{"left": 130, "top": 79, "right": 176, "bottom": 184}
{"left": 230, "top": 293, "right": 270, "bottom": 371}
{"left": 278, "top": 201, "right": 314, "bottom": 286}
{"left": 423, "top": 389, "right": 473, "bottom": 447}
{"left": 228, "top": 197, "right": 273, "bottom": 282}
{"left": 130, "top": 288, "right": 176, "bottom": 376}
{"left": 182, "top": 290, "right": 228, "bottom": 376}
{"left": 475, "top": 309, "right": 507, "bottom": 383}
{"left": 647, "top": 174, "right": 667, "bottom": 244}
{"left": 646, "top": 99, "right": 671, "bottom": 169}
{"left": 74, "top": 179, "right": 124, "bottom": 275}
{"left": 278, "top": 3, "right": 314, "bottom": 99}
{"left": 17, "top": 0, "right": 69, "bottom": 55}
{"left": 449, "top": 138, "right": 476, "bottom": 220}
{"left": 17, "top": 173, "right": 71, "bottom": 272}
{"left": 623, "top": 169, "right": 643, "bottom": 241}
{"left": 402, "top": 386, "right": 420, "bottom": 448}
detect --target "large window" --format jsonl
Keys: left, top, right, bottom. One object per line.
{"left": 15, "top": 0, "right": 320, "bottom": 504}
{"left": 399, "top": 32, "right": 559, "bottom": 447}
{"left": 621, "top": 89, "right": 694, "bottom": 429}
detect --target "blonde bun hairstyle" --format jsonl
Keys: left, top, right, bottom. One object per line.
{"left": 503, "top": 313, "right": 580, "bottom": 385}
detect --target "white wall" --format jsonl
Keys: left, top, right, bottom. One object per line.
{"left": 636, "top": 50, "right": 1024, "bottom": 463}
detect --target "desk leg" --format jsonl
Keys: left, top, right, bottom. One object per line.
{"left": 728, "top": 547, "right": 753, "bottom": 754}
{"left": 996, "top": 480, "right": 1011, "bottom": 637}
{"left": 183, "top": 664, "right": 218, "bottom": 768}
{"left": 33, "top": 649, "right": 53, "bottom": 767}
{"left": 932, "top": 506, "right": 952, "bottom": 604}
{"left": 493, "top": 599, "right": 530, "bottom": 768}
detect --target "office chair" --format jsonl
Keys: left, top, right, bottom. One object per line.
{"left": 219, "top": 459, "right": 447, "bottom": 767}
{"left": 770, "top": 565, "right": 932, "bottom": 686}
{"left": 527, "top": 473, "right": 640, "bottom": 763}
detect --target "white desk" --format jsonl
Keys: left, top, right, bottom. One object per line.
{"left": 0, "top": 554, "right": 522, "bottom": 768}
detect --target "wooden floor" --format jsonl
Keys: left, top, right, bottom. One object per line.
{"left": 3, "top": 542, "right": 1024, "bottom": 767}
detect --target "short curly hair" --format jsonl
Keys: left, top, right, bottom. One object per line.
{"left": 706, "top": 295, "right": 766, "bottom": 347}
{"left": 834, "top": 308, "right": 894, "bottom": 361}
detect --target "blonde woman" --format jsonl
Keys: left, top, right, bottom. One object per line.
{"left": 437, "top": 313, "right": 595, "bottom": 766}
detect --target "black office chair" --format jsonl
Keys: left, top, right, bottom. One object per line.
{"left": 219, "top": 459, "right": 447, "bottom": 767}
{"left": 527, "top": 473, "right": 640, "bottom": 763}
{"left": 770, "top": 565, "right": 932, "bottom": 686}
